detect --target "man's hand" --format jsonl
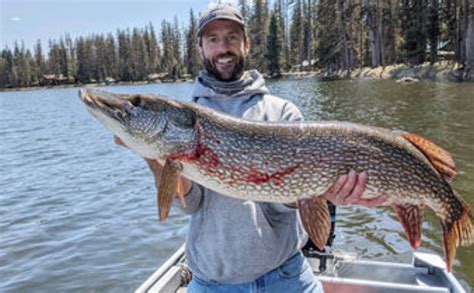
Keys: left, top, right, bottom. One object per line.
{"left": 114, "top": 136, "right": 192, "bottom": 199}
{"left": 322, "top": 170, "right": 387, "bottom": 208}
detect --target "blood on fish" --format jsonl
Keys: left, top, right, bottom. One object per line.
{"left": 244, "top": 165, "right": 300, "bottom": 186}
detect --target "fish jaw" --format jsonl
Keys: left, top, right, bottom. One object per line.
{"left": 79, "top": 88, "right": 197, "bottom": 159}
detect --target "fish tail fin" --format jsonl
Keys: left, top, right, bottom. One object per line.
{"left": 298, "top": 196, "right": 330, "bottom": 251}
{"left": 441, "top": 191, "right": 473, "bottom": 272}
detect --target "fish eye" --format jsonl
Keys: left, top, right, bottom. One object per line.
{"left": 130, "top": 96, "right": 142, "bottom": 107}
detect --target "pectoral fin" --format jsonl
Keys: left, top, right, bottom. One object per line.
{"left": 298, "top": 196, "right": 331, "bottom": 251}
{"left": 393, "top": 203, "right": 424, "bottom": 249}
{"left": 157, "top": 159, "right": 181, "bottom": 222}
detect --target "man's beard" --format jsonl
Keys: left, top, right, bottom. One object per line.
{"left": 203, "top": 53, "right": 245, "bottom": 82}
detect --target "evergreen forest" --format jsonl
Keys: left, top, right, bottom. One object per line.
{"left": 1, "top": 0, "right": 474, "bottom": 89}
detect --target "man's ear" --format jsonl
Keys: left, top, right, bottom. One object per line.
{"left": 244, "top": 38, "right": 251, "bottom": 56}
{"left": 197, "top": 44, "right": 205, "bottom": 61}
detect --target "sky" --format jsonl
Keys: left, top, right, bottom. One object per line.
{"left": 0, "top": 0, "right": 240, "bottom": 50}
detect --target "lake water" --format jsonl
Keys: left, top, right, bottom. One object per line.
{"left": 1, "top": 78, "right": 473, "bottom": 291}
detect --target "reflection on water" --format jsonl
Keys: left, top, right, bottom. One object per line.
{"left": 1, "top": 79, "right": 473, "bottom": 291}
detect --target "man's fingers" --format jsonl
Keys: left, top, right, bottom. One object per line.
{"left": 114, "top": 136, "right": 126, "bottom": 147}
{"left": 356, "top": 193, "right": 389, "bottom": 208}
{"left": 338, "top": 169, "right": 357, "bottom": 199}
{"left": 346, "top": 171, "right": 368, "bottom": 204}
{"left": 326, "top": 173, "right": 348, "bottom": 197}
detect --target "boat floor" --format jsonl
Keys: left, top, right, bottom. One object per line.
{"left": 136, "top": 246, "right": 466, "bottom": 293}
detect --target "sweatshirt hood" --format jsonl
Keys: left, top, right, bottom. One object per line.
{"left": 192, "top": 69, "right": 270, "bottom": 102}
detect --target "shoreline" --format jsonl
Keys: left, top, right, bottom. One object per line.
{"left": 1, "top": 62, "right": 471, "bottom": 92}
{"left": 280, "top": 61, "right": 472, "bottom": 83}
{"left": 0, "top": 78, "right": 194, "bottom": 93}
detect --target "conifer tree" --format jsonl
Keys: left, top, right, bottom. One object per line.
{"left": 34, "top": 40, "right": 46, "bottom": 83}
{"left": 249, "top": 0, "right": 269, "bottom": 71}
{"left": 2, "top": 49, "right": 16, "bottom": 87}
{"left": 147, "top": 23, "right": 161, "bottom": 73}
{"left": 316, "top": 0, "right": 338, "bottom": 71}
{"left": 267, "top": 11, "right": 283, "bottom": 76}
{"left": 0, "top": 54, "right": 6, "bottom": 87}
{"left": 186, "top": 9, "right": 201, "bottom": 77}
{"left": 290, "top": 0, "right": 305, "bottom": 69}
{"left": 76, "top": 37, "right": 94, "bottom": 83}
{"left": 465, "top": 1, "right": 474, "bottom": 80}
{"left": 118, "top": 29, "right": 133, "bottom": 81}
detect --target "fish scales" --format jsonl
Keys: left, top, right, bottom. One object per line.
{"left": 79, "top": 88, "right": 473, "bottom": 271}
{"left": 181, "top": 116, "right": 441, "bottom": 207}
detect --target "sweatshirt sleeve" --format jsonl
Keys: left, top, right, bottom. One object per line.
{"left": 173, "top": 182, "right": 204, "bottom": 214}
{"left": 280, "top": 101, "right": 304, "bottom": 122}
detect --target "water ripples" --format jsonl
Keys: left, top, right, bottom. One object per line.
{"left": 1, "top": 80, "right": 473, "bottom": 291}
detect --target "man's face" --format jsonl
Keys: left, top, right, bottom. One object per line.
{"left": 199, "top": 20, "right": 250, "bottom": 81}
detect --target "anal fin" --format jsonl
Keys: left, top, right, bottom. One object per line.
{"left": 298, "top": 196, "right": 331, "bottom": 251}
{"left": 393, "top": 203, "right": 424, "bottom": 249}
{"left": 158, "top": 159, "right": 181, "bottom": 222}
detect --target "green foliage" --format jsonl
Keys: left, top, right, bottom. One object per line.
{"left": 249, "top": 0, "right": 270, "bottom": 71}
{"left": 186, "top": 9, "right": 201, "bottom": 78}
{"left": 1, "top": 0, "right": 472, "bottom": 88}
{"left": 267, "top": 11, "right": 283, "bottom": 76}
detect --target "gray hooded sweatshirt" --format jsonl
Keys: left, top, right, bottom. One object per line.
{"left": 177, "top": 70, "right": 308, "bottom": 284}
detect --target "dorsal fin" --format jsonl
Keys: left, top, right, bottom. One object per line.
{"left": 403, "top": 133, "right": 457, "bottom": 181}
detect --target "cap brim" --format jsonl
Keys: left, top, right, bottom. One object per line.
{"left": 197, "top": 17, "right": 246, "bottom": 36}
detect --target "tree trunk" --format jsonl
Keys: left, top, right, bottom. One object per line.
{"left": 339, "top": 0, "right": 350, "bottom": 72}
{"left": 465, "top": 0, "right": 474, "bottom": 80}
{"left": 365, "top": 0, "right": 379, "bottom": 67}
{"left": 377, "top": 0, "right": 385, "bottom": 66}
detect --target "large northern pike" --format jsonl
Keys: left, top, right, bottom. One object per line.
{"left": 79, "top": 88, "right": 472, "bottom": 271}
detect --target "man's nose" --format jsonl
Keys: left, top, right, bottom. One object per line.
{"left": 216, "top": 38, "right": 232, "bottom": 51}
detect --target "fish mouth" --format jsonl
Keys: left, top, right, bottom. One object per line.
{"left": 79, "top": 88, "right": 131, "bottom": 122}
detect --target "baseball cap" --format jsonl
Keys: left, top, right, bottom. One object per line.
{"left": 197, "top": 5, "right": 246, "bottom": 37}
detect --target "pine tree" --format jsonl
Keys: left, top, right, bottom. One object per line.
{"left": 147, "top": 23, "right": 161, "bottom": 73}
{"left": 34, "top": 40, "right": 46, "bottom": 83}
{"left": 25, "top": 49, "right": 36, "bottom": 86}
{"left": 172, "top": 17, "right": 184, "bottom": 78}
{"left": 0, "top": 54, "right": 6, "bottom": 88}
{"left": 267, "top": 11, "right": 283, "bottom": 76}
{"left": 161, "top": 20, "right": 174, "bottom": 76}
{"left": 105, "top": 33, "right": 119, "bottom": 80}
{"left": 131, "top": 28, "right": 149, "bottom": 80}
{"left": 76, "top": 37, "right": 94, "bottom": 83}
{"left": 118, "top": 29, "right": 133, "bottom": 81}
{"left": 249, "top": 0, "right": 270, "bottom": 72}
{"left": 290, "top": 0, "right": 305, "bottom": 70}
{"left": 13, "top": 42, "right": 28, "bottom": 86}
{"left": 401, "top": 0, "right": 428, "bottom": 65}
{"left": 186, "top": 9, "right": 201, "bottom": 77}
{"left": 303, "top": 0, "right": 313, "bottom": 71}
{"left": 239, "top": 0, "right": 252, "bottom": 23}
{"left": 65, "top": 34, "right": 76, "bottom": 81}
{"left": 465, "top": 1, "right": 474, "bottom": 80}
{"left": 276, "top": 0, "right": 290, "bottom": 71}
{"left": 58, "top": 37, "right": 70, "bottom": 78}
{"left": 316, "top": 0, "right": 338, "bottom": 71}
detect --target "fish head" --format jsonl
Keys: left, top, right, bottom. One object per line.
{"left": 79, "top": 88, "right": 197, "bottom": 159}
